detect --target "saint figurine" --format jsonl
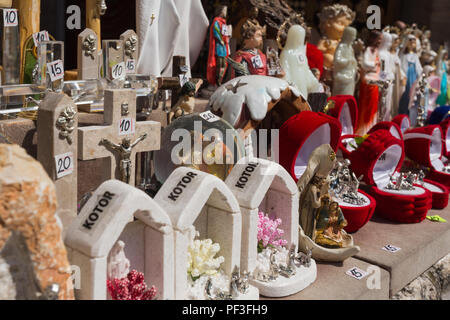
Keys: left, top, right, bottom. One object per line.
{"left": 207, "top": 5, "right": 231, "bottom": 87}
{"left": 317, "top": 4, "right": 356, "bottom": 84}
{"left": 297, "top": 144, "right": 336, "bottom": 239}
{"left": 356, "top": 30, "right": 383, "bottom": 135}
{"left": 333, "top": 26, "right": 358, "bottom": 96}
{"left": 314, "top": 196, "right": 351, "bottom": 248}
{"left": 378, "top": 32, "right": 396, "bottom": 121}
{"left": 398, "top": 35, "right": 423, "bottom": 119}
{"left": 100, "top": 134, "right": 148, "bottom": 184}
{"left": 230, "top": 20, "right": 267, "bottom": 78}
{"left": 437, "top": 48, "right": 449, "bottom": 106}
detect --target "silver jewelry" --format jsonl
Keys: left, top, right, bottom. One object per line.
{"left": 329, "top": 159, "right": 366, "bottom": 205}
{"left": 385, "top": 171, "right": 418, "bottom": 191}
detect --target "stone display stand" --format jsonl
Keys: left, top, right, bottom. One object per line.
{"left": 65, "top": 180, "right": 174, "bottom": 300}
{"left": 154, "top": 167, "right": 259, "bottom": 300}
{"left": 225, "top": 157, "right": 317, "bottom": 297}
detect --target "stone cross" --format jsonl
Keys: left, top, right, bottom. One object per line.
{"left": 120, "top": 29, "right": 139, "bottom": 75}
{"left": 37, "top": 92, "right": 78, "bottom": 235}
{"left": 78, "top": 89, "right": 161, "bottom": 187}
{"left": 77, "top": 28, "right": 99, "bottom": 80}
{"left": 0, "top": 144, "right": 74, "bottom": 300}
{"left": 65, "top": 180, "right": 174, "bottom": 300}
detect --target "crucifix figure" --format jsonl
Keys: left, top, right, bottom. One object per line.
{"left": 150, "top": 13, "right": 156, "bottom": 26}
{"left": 78, "top": 89, "right": 161, "bottom": 188}
{"left": 100, "top": 134, "right": 148, "bottom": 184}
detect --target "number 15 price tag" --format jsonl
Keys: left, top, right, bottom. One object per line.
{"left": 55, "top": 152, "right": 74, "bottom": 179}
{"left": 47, "top": 60, "right": 64, "bottom": 82}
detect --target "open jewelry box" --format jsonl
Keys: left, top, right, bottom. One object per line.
{"left": 392, "top": 114, "right": 412, "bottom": 135}
{"left": 403, "top": 125, "right": 450, "bottom": 208}
{"left": 324, "top": 96, "right": 377, "bottom": 232}
{"left": 347, "top": 129, "right": 432, "bottom": 223}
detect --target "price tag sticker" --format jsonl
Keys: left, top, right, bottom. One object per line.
{"left": 200, "top": 111, "right": 220, "bottom": 123}
{"left": 111, "top": 61, "right": 126, "bottom": 80}
{"left": 382, "top": 244, "right": 401, "bottom": 253}
{"left": 47, "top": 60, "right": 64, "bottom": 82}
{"left": 346, "top": 267, "right": 369, "bottom": 280}
{"left": 179, "top": 73, "right": 189, "bottom": 87}
{"left": 251, "top": 55, "right": 264, "bottom": 69}
{"left": 55, "top": 152, "right": 74, "bottom": 179}
{"left": 297, "top": 53, "right": 306, "bottom": 64}
{"left": 125, "top": 59, "right": 136, "bottom": 74}
{"left": 32, "top": 30, "right": 50, "bottom": 47}
{"left": 3, "top": 9, "right": 18, "bottom": 27}
{"left": 119, "top": 118, "right": 136, "bottom": 136}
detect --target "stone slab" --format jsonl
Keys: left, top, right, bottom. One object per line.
{"left": 351, "top": 206, "right": 450, "bottom": 297}
{"left": 264, "top": 257, "right": 390, "bottom": 300}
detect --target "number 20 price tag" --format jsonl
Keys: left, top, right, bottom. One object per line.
{"left": 47, "top": 60, "right": 64, "bottom": 82}
{"left": 119, "top": 118, "right": 135, "bottom": 136}
{"left": 3, "top": 9, "right": 18, "bottom": 27}
{"left": 55, "top": 152, "right": 74, "bottom": 179}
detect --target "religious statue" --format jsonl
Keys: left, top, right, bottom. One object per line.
{"left": 207, "top": 5, "right": 231, "bottom": 87}
{"left": 168, "top": 81, "right": 197, "bottom": 124}
{"left": 107, "top": 241, "right": 130, "bottom": 280}
{"left": 317, "top": 4, "right": 356, "bottom": 84}
{"left": 297, "top": 144, "right": 337, "bottom": 239}
{"left": 388, "top": 31, "right": 407, "bottom": 119}
{"left": 437, "top": 48, "right": 449, "bottom": 106}
{"left": 399, "top": 35, "right": 423, "bottom": 120}
{"left": 357, "top": 30, "right": 383, "bottom": 135}
{"left": 314, "top": 196, "right": 352, "bottom": 248}
{"left": 280, "top": 25, "right": 320, "bottom": 100}
{"left": 333, "top": 26, "right": 358, "bottom": 96}
{"left": 378, "top": 32, "right": 396, "bottom": 121}
{"left": 100, "top": 133, "right": 148, "bottom": 184}
{"left": 229, "top": 20, "right": 268, "bottom": 78}
{"left": 56, "top": 105, "right": 77, "bottom": 145}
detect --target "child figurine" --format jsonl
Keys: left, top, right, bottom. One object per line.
{"left": 357, "top": 30, "right": 383, "bottom": 135}
{"left": 437, "top": 48, "right": 449, "bottom": 106}
{"left": 314, "top": 196, "right": 351, "bottom": 249}
{"left": 229, "top": 20, "right": 267, "bottom": 78}
{"left": 207, "top": 5, "right": 231, "bottom": 87}
{"left": 317, "top": 4, "right": 356, "bottom": 84}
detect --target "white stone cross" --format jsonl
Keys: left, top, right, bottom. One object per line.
{"left": 78, "top": 88, "right": 161, "bottom": 187}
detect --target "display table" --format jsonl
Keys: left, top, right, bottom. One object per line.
{"left": 351, "top": 206, "right": 450, "bottom": 297}
{"left": 263, "top": 257, "right": 390, "bottom": 300}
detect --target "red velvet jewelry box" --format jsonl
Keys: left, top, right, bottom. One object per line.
{"left": 347, "top": 129, "right": 432, "bottom": 223}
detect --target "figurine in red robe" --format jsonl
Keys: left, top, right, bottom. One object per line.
{"left": 230, "top": 20, "right": 267, "bottom": 78}
{"left": 206, "top": 5, "right": 230, "bottom": 86}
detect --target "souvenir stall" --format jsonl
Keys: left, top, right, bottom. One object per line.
{"left": 0, "top": 0, "right": 450, "bottom": 303}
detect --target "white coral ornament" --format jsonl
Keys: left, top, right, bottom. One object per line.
{"left": 187, "top": 237, "right": 225, "bottom": 280}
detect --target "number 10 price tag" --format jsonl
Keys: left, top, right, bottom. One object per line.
{"left": 55, "top": 152, "right": 74, "bottom": 179}
{"left": 119, "top": 118, "right": 135, "bottom": 136}
{"left": 112, "top": 62, "right": 126, "bottom": 80}
{"left": 3, "top": 9, "right": 18, "bottom": 27}
{"left": 32, "top": 30, "right": 50, "bottom": 47}
{"left": 47, "top": 60, "right": 64, "bottom": 82}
